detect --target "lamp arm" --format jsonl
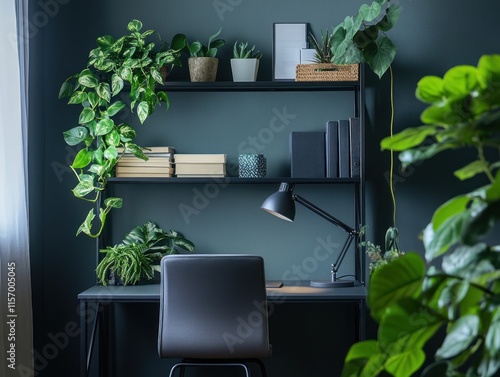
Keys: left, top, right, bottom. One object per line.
{"left": 293, "top": 194, "right": 358, "bottom": 282}
{"left": 293, "top": 195, "right": 355, "bottom": 234}
{"left": 331, "top": 233, "right": 355, "bottom": 280}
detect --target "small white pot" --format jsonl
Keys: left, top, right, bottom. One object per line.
{"left": 230, "top": 58, "right": 259, "bottom": 82}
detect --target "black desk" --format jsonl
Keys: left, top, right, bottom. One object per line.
{"left": 78, "top": 281, "right": 366, "bottom": 377}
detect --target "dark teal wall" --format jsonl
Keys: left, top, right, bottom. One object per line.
{"left": 28, "top": 0, "right": 500, "bottom": 376}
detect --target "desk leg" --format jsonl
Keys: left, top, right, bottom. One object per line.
{"left": 357, "top": 299, "right": 366, "bottom": 341}
{"left": 99, "top": 304, "right": 107, "bottom": 377}
{"left": 80, "top": 301, "right": 88, "bottom": 377}
{"left": 80, "top": 302, "right": 102, "bottom": 377}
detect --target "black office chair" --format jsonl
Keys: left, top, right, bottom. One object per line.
{"left": 158, "top": 254, "right": 272, "bottom": 377}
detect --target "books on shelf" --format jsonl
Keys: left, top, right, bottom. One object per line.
{"left": 117, "top": 146, "right": 175, "bottom": 155}
{"left": 176, "top": 174, "right": 226, "bottom": 178}
{"left": 175, "top": 163, "right": 226, "bottom": 176}
{"left": 174, "top": 154, "right": 226, "bottom": 163}
{"left": 173, "top": 154, "right": 227, "bottom": 177}
{"left": 324, "top": 117, "right": 361, "bottom": 178}
{"left": 289, "top": 131, "right": 325, "bottom": 178}
{"left": 115, "top": 146, "right": 175, "bottom": 177}
{"left": 116, "top": 166, "right": 174, "bottom": 175}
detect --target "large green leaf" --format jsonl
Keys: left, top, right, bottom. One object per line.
{"left": 127, "top": 19, "right": 142, "bottom": 32}
{"left": 96, "top": 35, "right": 115, "bottom": 49}
{"left": 454, "top": 160, "right": 490, "bottom": 181}
{"left": 76, "top": 209, "right": 95, "bottom": 236}
{"left": 111, "top": 73, "right": 124, "bottom": 96}
{"left": 431, "top": 195, "right": 470, "bottom": 231}
{"left": 359, "top": 2, "right": 382, "bottom": 23}
{"left": 436, "top": 314, "right": 480, "bottom": 359}
{"left": 107, "top": 101, "right": 126, "bottom": 117}
{"left": 58, "top": 81, "right": 75, "bottom": 99}
{"left": 72, "top": 179, "right": 95, "bottom": 198}
{"left": 423, "top": 210, "right": 469, "bottom": 261}
{"left": 137, "top": 101, "right": 149, "bottom": 124}
{"left": 63, "top": 127, "right": 88, "bottom": 146}
{"left": 103, "top": 197, "right": 123, "bottom": 209}
{"left": 385, "top": 349, "right": 426, "bottom": 377}
{"left": 369, "top": 253, "right": 426, "bottom": 322}
{"left": 416, "top": 76, "right": 444, "bottom": 104}
{"left": 104, "top": 129, "right": 121, "bottom": 146}
{"left": 78, "top": 107, "right": 95, "bottom": 124}
{"left": 363, "top": 36, "right": 396, "bottom": 79}
{"left": 72, "top": 148, "right": 93, "bottom": 169}
{"left": 379, "top": 298, "right": 443, "bottom": 348}
{"left": 477, "top": 54, "right": 500, "bottom": 89}
{"left": 95, "top": 118, "right": 115, "bottom": 136}
{"left": 442, "top": 65, "right": 478, "bottom": 101}
{"left": 441, "top": 243, "right": 489, "bottom": 279}
{"left": 78, "top": 69, "right": 98, "bottom": 88}
{"left": 377, "top": 4, "right": 401, "bottom": 32}
{"left": 97, "top": 82, "right": 111, "bottom": 103}
{"left": 380, "top": 125, "right": 436, "bottom": 151}
{"left": 68, "top": 91, "right": 87, "bottom": 105}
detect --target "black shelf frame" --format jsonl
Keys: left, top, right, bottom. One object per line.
{"left": 107, "top": 177, "right": 360, "bottom": 184}
{"left": 159, "top": 80, "right": 360, "bottom": 92}
{"left": 102, "top": 67, "right": 366, "bottom": 285}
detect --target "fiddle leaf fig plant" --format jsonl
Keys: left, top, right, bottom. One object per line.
{"left": 331, "top": 0, "right": 400, "bottom": 78}
{"left": 96, "top": 221, "right": 195, "bottom": 286}
{"left": 59, "top": 20, "right": 183, "bottom": 238}
{"left": 342, "top": 54, "right": 500, "bottom": 377}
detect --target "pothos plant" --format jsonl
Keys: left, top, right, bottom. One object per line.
{"left": 96, "top": 221, "right": 195, "bottom": 286}
{"left": 58, "top": 20, "right": 185, "bottom": 238}
{"left": 331, "top": 0, "right": 400, "bottom": 79}
{"left": 342, "top": 54, "right": 500, "bottom": 377}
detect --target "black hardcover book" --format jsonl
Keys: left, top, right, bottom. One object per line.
{"left": 325, "top": 120, "right": 339, "bottom": 178}
{"left": 290, "top": 131, "right": 326, "bottom": 178}
{"left": 338, "top": 119, "right": 350, "bottom": 178}
{"left": 349, "top": 117, "right": 361, "bottom": 177}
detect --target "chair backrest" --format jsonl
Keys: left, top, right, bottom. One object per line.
{"left": 158, "top": 254, "right": 271, "bottom": 359}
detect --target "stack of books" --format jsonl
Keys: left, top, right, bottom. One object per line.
{"left": 115, "top": 146, "right": 175, "bottom": 177}
{"left": 174, "top": 154, "right": 227, "bottom": 177}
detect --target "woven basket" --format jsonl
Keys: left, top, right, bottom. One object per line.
{"left": 295, "top": 63, "right": 359, "bottom": 82}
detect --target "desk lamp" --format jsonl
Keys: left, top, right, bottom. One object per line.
{"left": 261, "top": 182, "right": 357, "bottom": 288}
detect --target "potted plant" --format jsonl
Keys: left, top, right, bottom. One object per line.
{"left": 342, "top": 54, "right": 500, "bottom": 377}
{"left": 184, "top": 28, "right": 225, "bottom": 82}
{"left": 296, "top": 29, "right": 359, "bottom": 82}
{"left": 58, "top": 20, "right": 183, "bottom": 239}
{"left": 330, "top": 0, "right": 400, "bottom": 79}
{"left": 96, "top": 221, "right": 195, "bottom": 286}
{"left": 230, "top": 41, "right": 262, "bottom": 82}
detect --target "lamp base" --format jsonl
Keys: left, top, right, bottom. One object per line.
{"left": 310, "top": 279, "right": 355, "bottom": 288}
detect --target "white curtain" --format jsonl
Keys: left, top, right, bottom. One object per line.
{"left": 0, "top": 0, "right": 33, "bottom": 375}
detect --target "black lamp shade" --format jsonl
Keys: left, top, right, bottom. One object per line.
{"left": 260, "top": 182, "right": 295, "bottom": 221}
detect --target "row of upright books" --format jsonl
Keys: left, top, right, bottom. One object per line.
{"left": 115, "top": 147, "right": 227, "bottom": 178}
{"left": 290, "top": 117, "right": 360, "bottom": 178}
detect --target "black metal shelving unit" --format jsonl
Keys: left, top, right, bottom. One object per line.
{"left": 104, "top": 71, "right": 366, "bottom": 284}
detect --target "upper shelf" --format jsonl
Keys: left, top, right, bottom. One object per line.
{"left": 158, "top": 81, "right": 360, "bottom": 92}
{"left": 108, "top": 177, "right": 360, "bottom": 184}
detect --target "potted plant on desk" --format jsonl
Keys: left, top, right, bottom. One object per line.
{"left": 96, "top": 221, "right": 195, "bottom": 286}
{"left": 230, "top": 41, "right": 262, "bottom": 82}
